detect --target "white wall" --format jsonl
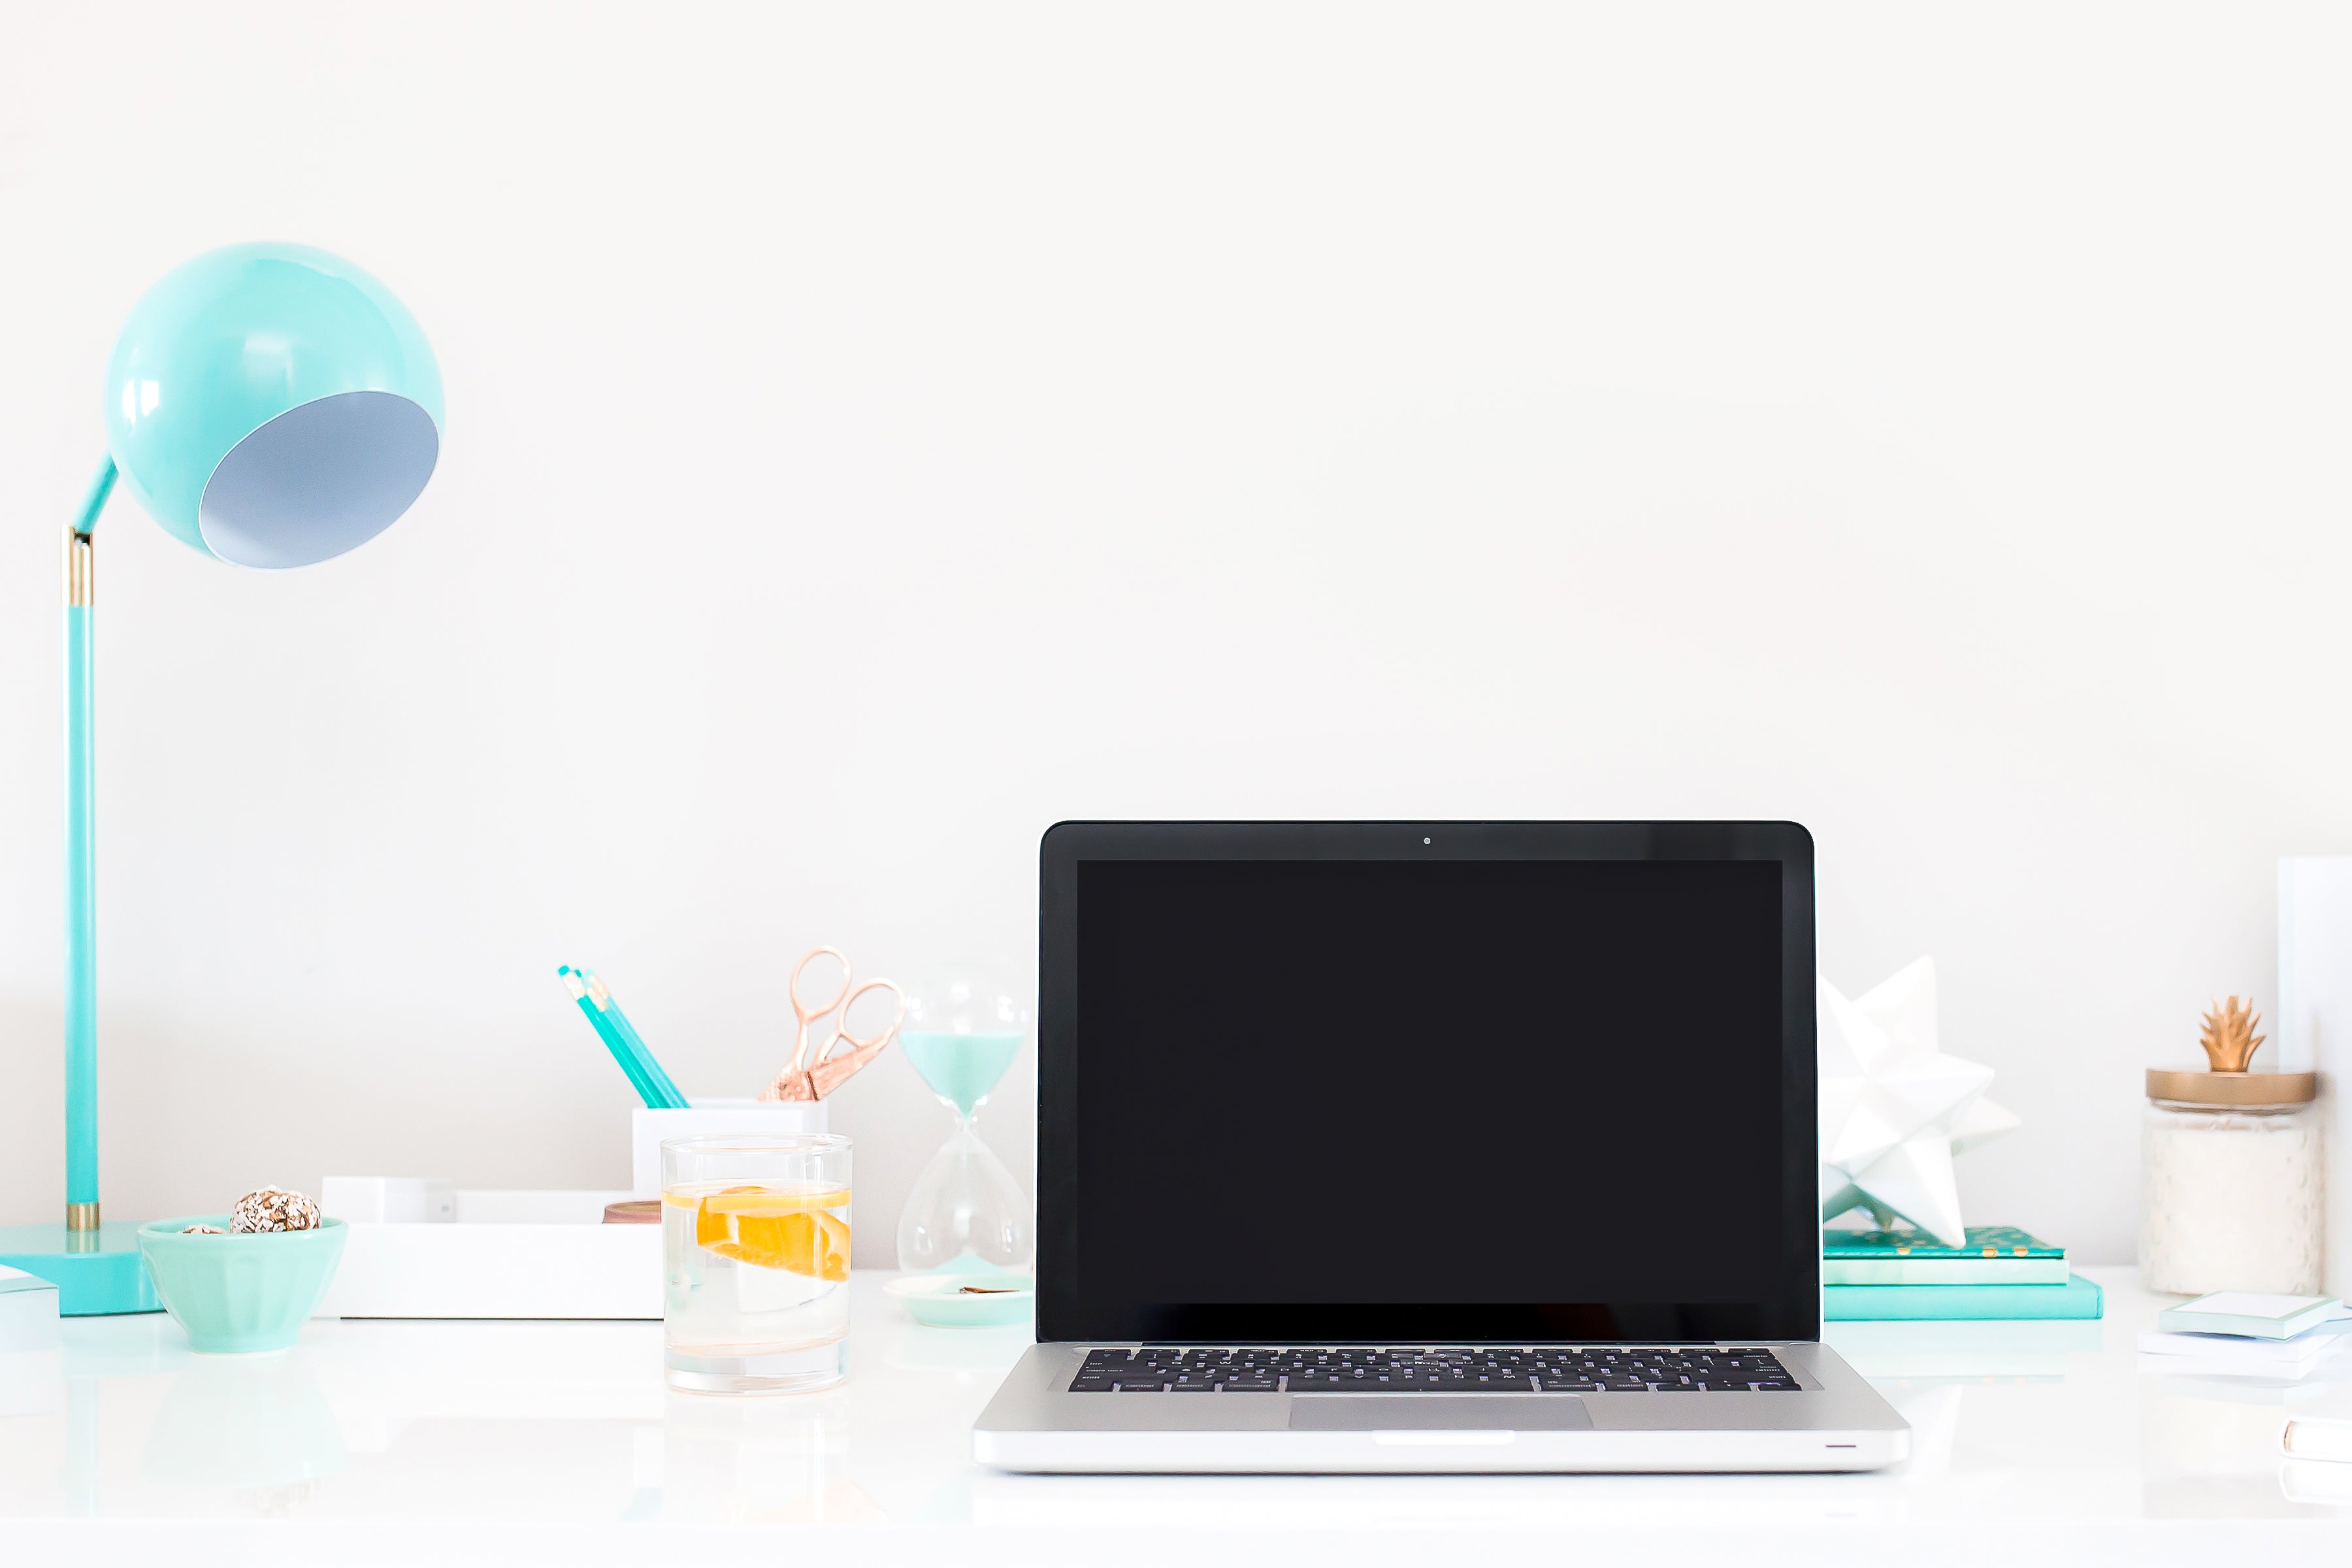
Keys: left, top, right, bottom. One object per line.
{"left": 4, "top": 3, "right": 2349, "bottom": 1266}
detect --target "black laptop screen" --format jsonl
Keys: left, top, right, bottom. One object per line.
{"left": 1060, "top": 849, "right": 1805, "bottom": 1341}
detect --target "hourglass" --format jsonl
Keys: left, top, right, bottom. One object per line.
{"left": 894, "top": 972, "right": 1034, "bottom": 1279}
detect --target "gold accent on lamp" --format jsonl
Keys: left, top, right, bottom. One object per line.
{"left": 65, "top": 525, "right": 93, "bottom": 607}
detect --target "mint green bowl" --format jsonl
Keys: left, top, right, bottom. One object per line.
{"left": 138, "top": 1217, "right": 346, "bottom": 1354}
{"left": 883, "top": 1268, "right": 1036, "bottom": 1327}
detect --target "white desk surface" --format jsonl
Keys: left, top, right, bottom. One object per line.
{"left": 4, "top": 1265, "right": 2349, "bottom": 1565}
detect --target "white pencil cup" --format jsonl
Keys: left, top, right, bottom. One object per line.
{"left": 631, "top": 1099, "right": 830, "bottom": 1197}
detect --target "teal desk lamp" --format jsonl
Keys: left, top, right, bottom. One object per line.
{"left": 0, "top": 243, "right": 442, "bottom": 1314}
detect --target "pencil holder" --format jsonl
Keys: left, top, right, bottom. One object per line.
{"left": 631, "top": 1100, "right": 828, "bottom": 1196}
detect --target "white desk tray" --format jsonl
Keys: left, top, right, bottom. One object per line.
{"left": 316, "top": 1186, "right": 658, "bottom": 1320}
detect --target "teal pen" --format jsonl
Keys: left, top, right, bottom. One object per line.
{"left": 561, "top": 966, "right": 662, "bottom": 1108}
{"left": 583, "top": 971, "right": 691, "bottom": 1109}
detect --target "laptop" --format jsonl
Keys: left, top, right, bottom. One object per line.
{"left": 972, "top": 821, "right": 1910, "bottom": 1473}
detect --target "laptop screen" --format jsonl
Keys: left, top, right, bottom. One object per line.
{"left": 1039, "top": 824, "right": 1819, "bottom": 1344}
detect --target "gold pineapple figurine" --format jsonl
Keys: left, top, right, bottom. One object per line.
{"left": 2197, "top": 996, "right": 2264, "bottom": 1073}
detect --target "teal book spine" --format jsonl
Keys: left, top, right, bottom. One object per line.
{"left": 1823, "top": 1274, "right": 2103, "bottom": 1320}
{"left": 1821, "top": 1224, "right": 2063, "bottom": 1262}
{"left": 1824, "top": 1257, "right": 2072, "bottom": 1286}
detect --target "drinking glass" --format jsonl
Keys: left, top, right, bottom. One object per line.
{"left": 662, "top": 1133, "right": 851, "bottom": 1394}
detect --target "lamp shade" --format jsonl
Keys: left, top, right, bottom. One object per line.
{"left": 102, "top": 242, "right": 444, "bottom": 568}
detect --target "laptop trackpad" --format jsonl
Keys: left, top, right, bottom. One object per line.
{"left": 1288, "top": 1396, "right": 1592, "bottom": 1431}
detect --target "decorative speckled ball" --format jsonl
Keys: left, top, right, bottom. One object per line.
{"left": 231, "top": 1186, "right": 320, "bottom": 1233}
{"left": 179, "top": 1224, "right": 227, "bottom": 1235}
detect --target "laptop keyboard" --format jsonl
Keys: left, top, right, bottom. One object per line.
{"left": 1071, "top": 1347, "right": 1800, "bottom": 1393}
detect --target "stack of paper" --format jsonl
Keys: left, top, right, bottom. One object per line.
{"left": 0, "top": 1266, "right": 59, "bottom": 1350}
{"left": 2141, "top": 1323, "right": 2352, "bottom": 1379}
{"left": 2138, "top": 1292, "right": 2352, "bottom": 1382}
{"left": 0, "top": 1265, "right": 61, "bottom": 1418}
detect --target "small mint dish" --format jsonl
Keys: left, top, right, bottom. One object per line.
{"left": 137, "top": 1217, "right": 346, "bottom": 1354}
{"left": 885, "top": 1267, "right": 1035, "bottom": 1328}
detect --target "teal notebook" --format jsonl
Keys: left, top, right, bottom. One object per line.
{"left": 1823, "top": 1274, "right": 2103, "bottom": 1321}
{"left": 1823, "top": 1225, "right": 2068, "bottom": 1286}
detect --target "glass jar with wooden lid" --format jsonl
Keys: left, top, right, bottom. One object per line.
{"left": 2140, "top": 997, "right": 2323, "bottom": 1296}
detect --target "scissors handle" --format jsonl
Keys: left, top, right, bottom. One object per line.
{"left": 761, "top": 977, "right": 906, "bottom": 1102}
{"left": 786, "top": 947, "right": 853, "bottom": 1074}
{"left": 807, "top": 979, "right": 907, "bottom": 1068}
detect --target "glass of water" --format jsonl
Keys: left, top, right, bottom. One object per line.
{"left": 662, "top": 1134, "right": 851, "bottom": 1394}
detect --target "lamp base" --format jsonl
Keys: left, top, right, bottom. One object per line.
{"left": 0, "top": 1222, "right": 161, "bottom": 1315}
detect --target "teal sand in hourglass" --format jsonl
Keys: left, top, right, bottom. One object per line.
{"left": 894, "top": 973, "right": 1035, "bottom": 1302}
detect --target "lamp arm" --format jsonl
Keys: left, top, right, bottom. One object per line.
{"left": 63, "top": 453, "right": 114, "bottom": 1233}
{"left": 73, "top": 455, "right": 116, "bottom": 538}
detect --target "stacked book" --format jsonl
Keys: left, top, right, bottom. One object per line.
{"left": 1822, "top": 1225, "right": 2103, "bottom": 1320}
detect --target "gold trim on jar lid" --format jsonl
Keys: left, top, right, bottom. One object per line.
{"left": 2145, "top": 1068, "right": 2317, "bottom": 1109}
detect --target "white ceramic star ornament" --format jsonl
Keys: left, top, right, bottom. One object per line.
{"left": 1818, "top": 956, "right": 2018, "bottom": 1247}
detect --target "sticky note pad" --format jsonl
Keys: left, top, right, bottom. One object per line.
{"left": 2155, "top": 1292, "right": 2340, "bottom": 1340}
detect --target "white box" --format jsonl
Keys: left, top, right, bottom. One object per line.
{"left": 319, "top": 1175, "right": 455, "bottom": 1224}
{"left": 312, "top": 1098, "right": 830, "bottom": 1320}
{"left": 630, "top": 1098, "right": 828, "bottom": 1197}
{"left": 318, "top": 1187, "right": 659, "bottom": 1319}
{"left": 2278, "top": 857, "right": 2352, "bottom": 1298}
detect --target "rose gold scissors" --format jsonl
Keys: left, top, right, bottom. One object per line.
{"left": 759, "top": 946, "right": 906, "bottom": 1102}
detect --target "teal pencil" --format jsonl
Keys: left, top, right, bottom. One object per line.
{"left": 561, "top": 965, "right": 662, "bottom": 1107}
{"left": 583, "top": 971, "right": 691, "bottom": 1109}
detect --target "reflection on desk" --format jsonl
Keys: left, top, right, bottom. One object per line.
{"left": 1, "top": 1268, "right": 2349, "bottom": 1563}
